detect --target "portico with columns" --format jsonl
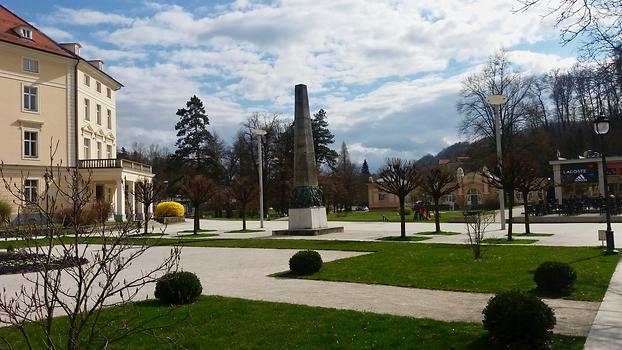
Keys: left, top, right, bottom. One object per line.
{"left": 78, "top": 158, "right": 154, "bottom": 221}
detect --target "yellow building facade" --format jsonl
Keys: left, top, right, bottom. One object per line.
{"left": 0, "top": 5, "right": 153, "bottom": 222}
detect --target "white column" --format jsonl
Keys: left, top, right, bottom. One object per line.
{"left": 129, "top": 181, "right": 136, "bottom": 219}
{"left": 115, "top": 179, "right": 125, "bottom": 221}
{"left": 553, "top": 164, "right": 563, "bottom": 204}
{"left": 598, "top": 160, "right": 606, "bottom": 198}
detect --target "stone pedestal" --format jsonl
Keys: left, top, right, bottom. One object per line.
{"left": 288, "top": 207, "right": 328, "bottom": 230}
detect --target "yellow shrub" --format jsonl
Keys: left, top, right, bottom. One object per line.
{"left": 155, "top": 201, "right": 185, "bottom": 218}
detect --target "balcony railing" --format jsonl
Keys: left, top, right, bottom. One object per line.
{"left": 78, "top": 158, "right": 152, "bottom": 173}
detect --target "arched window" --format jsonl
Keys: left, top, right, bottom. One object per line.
{"left": 466, "top": 188, "right": 481, "bottom": 207}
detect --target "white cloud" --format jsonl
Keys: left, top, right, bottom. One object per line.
{"left": 507, "top": 50, "right": 577, "bottom": 74}
{"left": 37, "top": 26, "right": 73, "bottom": 41}
{"left": 38, "top": 0, "right": 572, "bottom": 167}
{"left": 51, "top": 7, "right": 133, "bottom": 26}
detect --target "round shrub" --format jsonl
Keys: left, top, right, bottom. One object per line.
{"left": 0, "top": 201, "right": 11, "bottom": 224}
{"left": 154, "top": 271, "right": 202, "bottom": 305}
{"left": 483, "top": 291, "right": 556, "bottom": 349}
{"left": 289, "top": 250, "right": 323, "bottom": 275}
{"left": 534, "top": 261, "right": 577, "bottom": 294}
{"left": 395, "top": 207, "right": 413, "bottom": 215}
{"left": 155, "top": 201, "right": 185, "bottom": 218}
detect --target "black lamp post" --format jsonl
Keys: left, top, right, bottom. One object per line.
{"left": 594, "top": 115, "right": 618, "bottom": 254}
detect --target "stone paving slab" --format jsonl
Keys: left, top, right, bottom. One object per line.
{"left": 585, "top": 258, "right": 622, "bottom": 349}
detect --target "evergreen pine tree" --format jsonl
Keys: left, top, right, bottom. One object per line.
{"left": 312, "top": 109, "right": 338, "bottom": 167}
{"left": 174, "top": 95, "right": 213, "bottom": 171}
{"left": 361, "top": 159, "right": 371, "bottom": 177}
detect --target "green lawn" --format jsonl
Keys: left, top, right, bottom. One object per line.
{"left": 415, "top": 231, "right": 461, "bottom": 235}
{"left": 327, "top": 210, "right": 465, "bottom": 222}
{"left": 377, "top": 236, "right": 431, "bottom": 242}
{"left": 225, "top": 229, "right": 265, "bottom": 233}
{"left": 178, "top": 239, "right": 618, "bottom": 302}
{"left": 1, "top": 238, "right": 617, "bottom": 301}
{"left": 177, "top": 229, "right": 217, "bottom": 233}
{"left": 0, "top": 296, "right": 584, "bottom": 350}
{"left": 482, "top": 238, "right": 538, "bottom": 245}
{"left": 514, "top": 233, "right": 554, "bottom": 237}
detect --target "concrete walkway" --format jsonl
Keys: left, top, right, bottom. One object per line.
{"left": 156, "top": 218, "right": 622, "bottom": 248}
{"left": 585, "top": 258, "right": 622, "bottom": 349}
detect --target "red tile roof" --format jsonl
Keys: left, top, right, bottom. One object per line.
{"left": 0, "top": 5, "right": 76, "bottom": 58}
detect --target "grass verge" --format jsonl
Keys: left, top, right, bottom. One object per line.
{"left": 225, "top": 229, "right": 265, "bottom": 233}
{"left": 0, "top": 296, "right": 584, "bottom": 350}
{"left": 377, "top": 236, "right": 431, "bottom": 242}
{"left": 482, "top": 238, "right": 538, "bottom": 245}
{"left": 415, "top": 231, "right": 461, "bottom": 236}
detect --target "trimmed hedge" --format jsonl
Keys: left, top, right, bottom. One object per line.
{"left": 289, "top": 250, "right": 323, "bottom": 275}
{"left": 155, "top": 201, "right": 185, "bottom": 218}
{"left": 0, "top": 201, "right": 11, "bottom": 223}
{"left": 534, "top": 261, "right": 577, "bottom": 294}
{"left": 483, "top": 291, "right": 556, "bottom": 349}
{"left": 154, "top": 271, "right": 202, "bottom": 305}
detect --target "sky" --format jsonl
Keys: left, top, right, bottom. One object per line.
{"left": 5, "top": 0, "right": 579, "bottom": 170}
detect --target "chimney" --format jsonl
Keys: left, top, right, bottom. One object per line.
{"left": 88, "top": 60, "right": 104, "bottom": 70}
{"left": 59, "top": 43, "right": 82, "bottom": 55}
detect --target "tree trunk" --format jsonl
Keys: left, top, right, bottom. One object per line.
{"left": 241, "top": 206, "right": 246, "bottom": 231}
{"left": 522, "top": 190, "right": 530, "bottom": 234}
{"left": 434, "top": 197, "right": 441, "bottom": 233}
{"left": 399, "top": 196, "right": 406, "bottom": 238}
{"left": 507, "top": 191, "right": 514, "bottom": 241}
{"left": 144, "top": 205, "right": 149, "bottom": 235}
{"left": 193, "top": 204, "right": 200, "bottom": 235}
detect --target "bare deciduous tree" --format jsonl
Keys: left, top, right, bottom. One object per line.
{"left": 419, "top": 166, "right": 461, "bottom": 233}
{"left": 133, "top": 178, "right": 164, "bottom": 235}
{"left": 465, "top": 211, "right": 495, "bottom": 259}
{"left": 515, "top": 159, "right": 548, "bottom": 235}
{"left": 227, "top": 176, "right": 258, "bottom": 231}
{"left": 179, "top": 174, "right": 215, "bottom": 235}
{"left": 0, "top": 145, "right": 180, "bottom": 350}
{"left": 376, "top": 158, "right": 420, "bottom": 238}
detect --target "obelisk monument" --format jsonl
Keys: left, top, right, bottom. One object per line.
{"left": 274, "top": 84, "right": 343, "bottom": 235}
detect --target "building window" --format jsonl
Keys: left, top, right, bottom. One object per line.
{"left": 106, "top": 144, "right": 112, "bottom": 158}
{"left": 107, "top": 109, "right": 112, "bottom": 129}
{"left": 445, "top": 193, "right": 456, "bottom": 203}
{"left": 22, "top": 58, "right": 39, "bottom": 73}
{"left": 84, "top": 99, "right": 90, "bottom": 121}
{"left": 466, "top": 188, "right": 481, "bottom": 207}
{"left": 23, "top": 130, "right": 38, "bottom": 158}
{"left": 97, "top": 142, "right": 102, "bottom": 159}
{"left": 84, "top": 74, "right": 90, "bottom": 86}
{"left": 84, "top": 138, "right": 91, "bottom": 159}
{"left": 96, "top": 104, "right": 101, "bottom": 125}
{"left": 106, "top": 88, "right": 111, "bottom": 98}
{"left": 378, "top": 191, "right": 387, "bottom": 201}
{"left": 20, "top": 28, "right": 32, "bottom": 39}
{"left": 96, "top": 81, "right": 101, "bottom": 93}
{"left": 24, "top": 179, "right": 38, "bottom": 204}
{"left": 23, "top": 86, "right": 38, "bottom": 112}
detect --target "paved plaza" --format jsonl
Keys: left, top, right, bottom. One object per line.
{"left": 2, "top": 217, "right": 622, "bottom": 347}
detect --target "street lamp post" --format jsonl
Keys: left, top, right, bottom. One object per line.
{"left": 251, "top": 128, "right": 267, "bottom": 229}
{"left": 594, "top": 115, "right": 618, "bottom": 254}
{"left": 486, "top": 95, "right": 508, "bottom": 230}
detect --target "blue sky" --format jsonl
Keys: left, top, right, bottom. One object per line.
{"left": 5, "top": 0, "right": 579, "bottom": 170}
